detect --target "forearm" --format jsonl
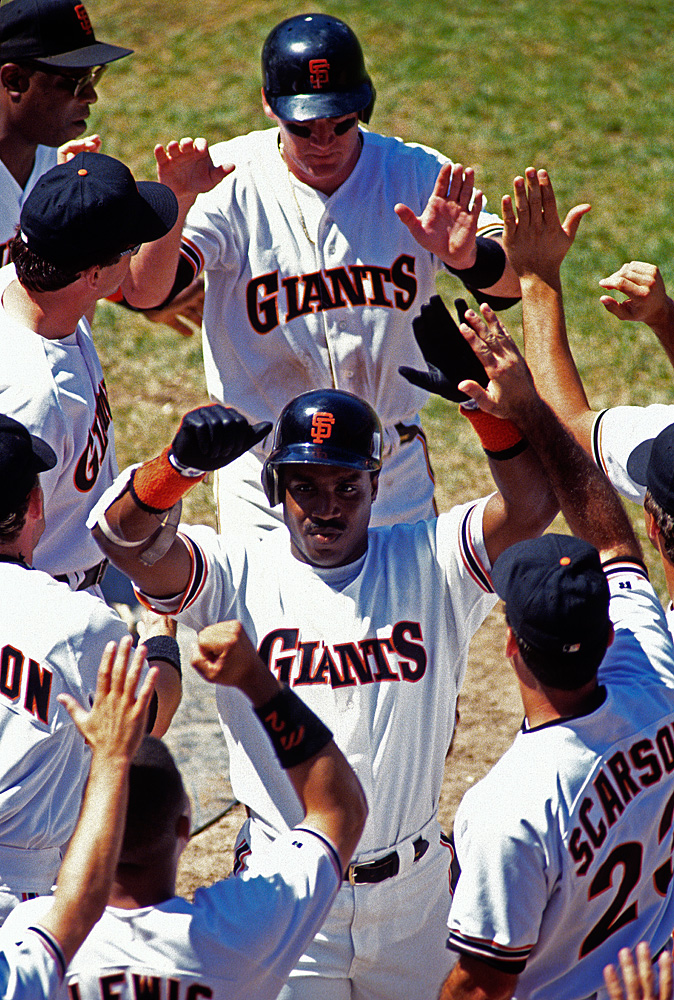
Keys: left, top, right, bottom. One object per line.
{"left": 121, "top": 201, "right": 191, "bottom": 309}
{"left": 440, "top": 956, "right": 517, "bottom": 1000}
{"left": 520, "top": 273, "right": 594, "bottom": 450}
{"left": 648, "top": 295, "right": 674, "bottom": 368}
{"left": 517, "top": 395, "right": 641, "bottom": 561}
{"left": 290, "top": 744, "right": 367, "bottom": 873}
{"left": 92, "top": 491, "right": 192, "bottom": 598}
{"left": 39, "top": 755, "right": 129, "bottom": 964}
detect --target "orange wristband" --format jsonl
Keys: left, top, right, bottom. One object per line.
{"left": 460, "top": 406, "right": 527, "bottom": 459}
{"left": 130, "top": 448, "right": 205, "bottom": 513}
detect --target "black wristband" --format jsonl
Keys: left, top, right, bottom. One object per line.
{"left": 143, "top": 635, "right": 181, "bottom": 678}
{"left": 255, "top": 686, "right": 333, "bottom": 769}
{"left": 446, "top": 236, "right": 507, "bottom": 289}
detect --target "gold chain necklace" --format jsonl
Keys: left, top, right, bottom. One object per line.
{"left": 279, "top": 140, "right": 315, "bottom": 246}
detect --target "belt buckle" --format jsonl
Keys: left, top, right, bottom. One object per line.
{"left": 347, "top": 863, "right": 359, "bottom": 886}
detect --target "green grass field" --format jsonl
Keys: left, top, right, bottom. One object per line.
{"left": 87, "top": 0, "right": 674, "bottom": 594}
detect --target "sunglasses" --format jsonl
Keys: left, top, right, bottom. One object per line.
{"left": 285, "top": 116, "right": 358, "bottom": 139}
{"left": 29, "top": 62, "right": 107, "bottom": 98}
{"left": 118, "top": 243, "right": 142, "bottom": 258}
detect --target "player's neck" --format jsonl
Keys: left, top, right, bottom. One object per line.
{"left": 109, "top": 867, "right": 177, "bottom": 910}
{"left": 0, "top": 132, "right": 38, "bottom": 190}
{"left": 2, "top": 278, "right": 86, "bottom": 339}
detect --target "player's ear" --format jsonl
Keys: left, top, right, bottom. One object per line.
{"left": 370, "top": 472, "right": 379, "bottom": 502}
{"left": 505, "top": 626, "right": 519, "bottom": 660}
{"left": 644, "top": 507, "right": 660, "bottom": 548}
{"left": 261, "top": 88, "right": 277, "bottom": 122}
{"left": 0, "top": 63, "right": 31, "bottom": 97}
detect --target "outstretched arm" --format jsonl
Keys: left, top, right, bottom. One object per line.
{"left": 502, "top": 167, "right": 595, "bottom": 450}
{"left": 395, "top": 162, "right": 521, "bottom": 300}
{"left": 399, "top": 294, "right": 558, "bottom": 565}
{"left": 122, "top": 138, "right": 233, "bottom": 310}
{"left": 37, "top": 638, "right": 157, "bottom": 965}
{"left": 193, "top": 621, "right": 367, "bottom": 873}
{"left": 458, "top": 305, "right": 641, "bottom": 564}
{"left": 90, "top": 405, "right": 271, "bottom": 599}
{"left": 599, "top": 261, "right": 674, "bottom": 369}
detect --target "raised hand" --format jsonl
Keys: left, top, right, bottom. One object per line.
{"left": 154, "top": 137, "right": 233, "bottom": 205}
{"left": 456, "top": 303, "right": 538, "bottom": 422}
{"left": 58, "top": 636, "right": 157, "bottom": 764}
{"left": 502, "top": 167, "right": 591, "bottom": 282}
{"left": 395, "top": 162, "right": 484, "bottom": 269}
{"left": 599, "top": 261, "right": 672, "bottom": 325}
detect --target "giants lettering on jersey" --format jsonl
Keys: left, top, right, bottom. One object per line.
{"left": 73, "top": 379, "right": 112, "bottom": 492}
{"left": 246, "top": 254, "right": 418, "bottom": 334}
{"left": 0, "top": 643, "right": 52, "bottom": 724}
{"left": 68, "top": 975, "right": 213, "bottom": 999}
{"left": 569, "top": 717, "right": 674, "bottom": 876}
{"left": 259, "top": 620, "right": 427, "bottom": 687}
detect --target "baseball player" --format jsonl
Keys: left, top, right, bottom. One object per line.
{"left": 85, "top": 344, "right": 557, "bottom": 999}
{"left": 0, "top": 414, "right": 181, "bottom": 925}
{"left": 121, "top": 12, "right": 523, "bottom": 535}
{"left": 0, "top": 0, "right": 133, "bottom": 265}
{"left": 4, "top": 621, "right": 367, "bottom": 1000}
{"left": 0, "top": 150, "right": 178, "bottom": 592}
{"left": 0, "top": 637, "right": 157, "bottom": 1000}
{"left": 438, "top": 304, "right": 674, "bottom": 1000}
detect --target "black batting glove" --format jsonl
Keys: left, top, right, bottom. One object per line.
{"left": 170, "top": 405, "right": 272, "bottom": 472}
{"left": 399, "top": 296, "right": 489, "bottom": 403}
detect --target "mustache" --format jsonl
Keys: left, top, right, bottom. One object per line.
{"left": 306, "top": 517, "right": 346, "bottom": 533}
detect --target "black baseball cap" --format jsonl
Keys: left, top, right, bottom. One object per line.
{"left": 0, "top": 0, "right": 132, "bottom": 67}
{"left": 19, "top": 151, "right": 179, "bottom": 272}
{"left": 492, "top": 534, "right": 611, "bottom": 687}
{"left": 0, "top": 414, "right": 56, "bottom": 517}
{"left": 635, "top": 423, "right": 674, "bottom": 516}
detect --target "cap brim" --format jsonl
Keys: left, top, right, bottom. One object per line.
{"left": 34, "top": 41, "right": 133, "bottom": 68}
{"left": 625, "top": 437, "right": 655, "bottom": 489}
{"left": 269, "top": 82, "right": 373, "bottom": 122}
{"left": 130, "top": 181, "right": 180, "bottom": 244}
{"left": 29, "top": 432, "right": 57, "bottom": 472}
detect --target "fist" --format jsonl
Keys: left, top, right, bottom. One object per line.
{"left": 192, "top": 621, "right": 260, "bottom": 688}
{"left": 170, "top": 405, "right": 272, "bottom": 472}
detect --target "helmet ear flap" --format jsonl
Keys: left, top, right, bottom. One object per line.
{"left": 262, "top": 460, "right": 281, "bottom": 507}
{"left": 359, "top": 81, "right": 376, "bottom": 124}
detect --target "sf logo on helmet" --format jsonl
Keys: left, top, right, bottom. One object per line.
{"left": 309, "top": 59, "right": 330, "bottom": 89}
{"left": 311, "top": 412, "right": 335, "bottom": 443}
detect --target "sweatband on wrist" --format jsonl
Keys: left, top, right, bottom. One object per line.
{"left": 446, "top": 236, "right": 507, "bottom": 289}
{"left": 255, "top": 686, "right": 333, "bottom": 769}
{"left": 143, "top": 635, "right": 181, "bottom": 678}
{"left": 130, "top": 448, "right": 205, "bottom": 514}
{"left": 460, "top": 405, "right": 528, "bottom": 459}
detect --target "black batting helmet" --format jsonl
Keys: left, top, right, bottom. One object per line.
{"left": 261, "top": 13, "right": 376, "bottom": 123}
{"left": 262, "top": 389, "right": 383, "bottom": 507}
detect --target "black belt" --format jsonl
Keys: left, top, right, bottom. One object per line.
{"left": 395, "top": 422, "right": 424, "bottom": 445}
{"left": 344, "top": 836, "right": 429, "bottom": 885}
{"left": 55, "top": 558, "right": 108, "bottom": 591}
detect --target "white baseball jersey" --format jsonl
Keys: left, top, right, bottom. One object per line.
{"left": 139, "top": 498, "right": 496, "bottom": 999}
{"left": 0, "top": 147, "right": 57, "bottom": 267}
{"left": 0, "top": 560, "right": 128, "bottom": 911}
{"left": 0, "top": 265, "right": 118, "bottom": 582}
{"left": 591, "top": 404, "right": 674, "bottom": 504}
{"left": 447, "top": 560, "right": 674, "bottom": 1000}
{"left": 4, "top": 825, "right": 342, "bottom": 1000}
{"left": 0, "top": 925, "right": 65, "bottom": 1000}
{"left": 180, "top": 127, "right": 505, "bottom": 530}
